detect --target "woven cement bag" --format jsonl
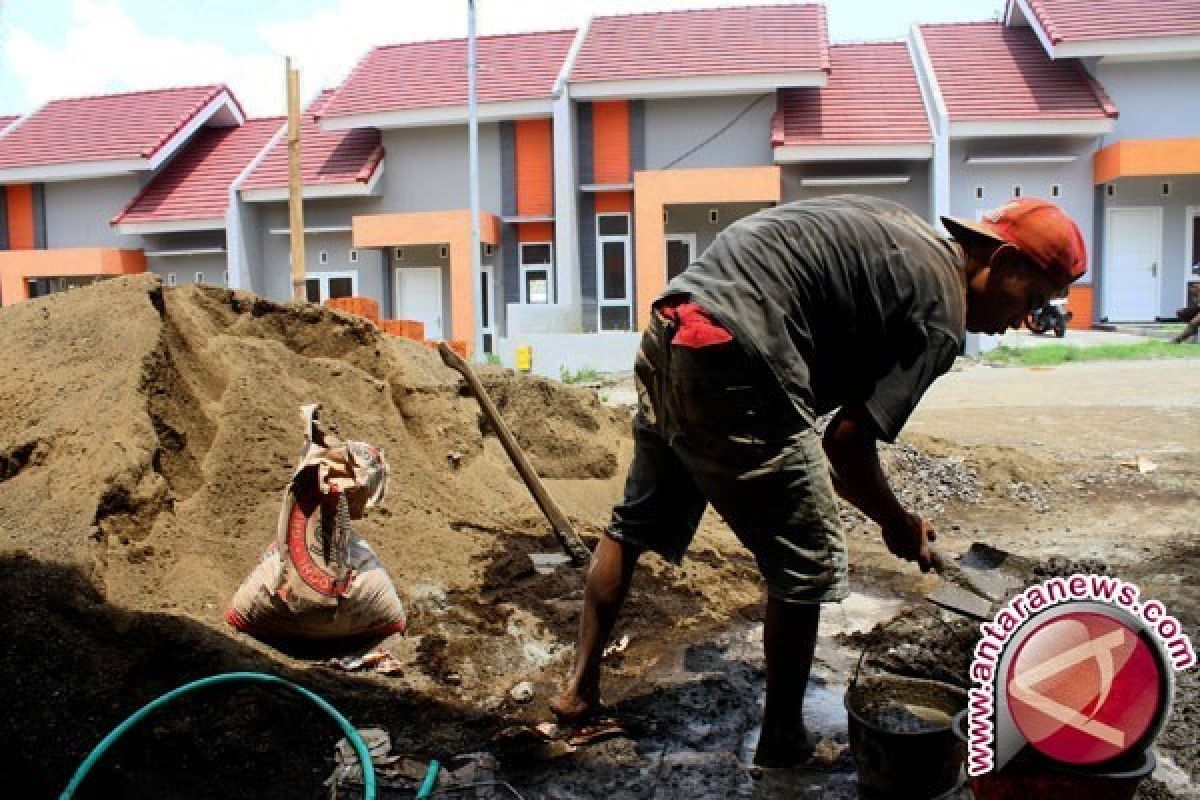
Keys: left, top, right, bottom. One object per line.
{"left": 226, "top": 405, "right": 406, "bottom": 641}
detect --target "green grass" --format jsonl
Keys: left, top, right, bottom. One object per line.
{"left": 983, "top": 340, "right": 1200, "bottom": 367}
{"left": 559, "top": 365, "right": 602, "bottom": 384}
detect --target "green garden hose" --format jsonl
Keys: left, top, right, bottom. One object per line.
{"left": 60, "top": 671, "right": 375, "bottom": 800}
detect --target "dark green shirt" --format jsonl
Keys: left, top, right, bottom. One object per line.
{"left": 663, "top": 195, "right": 967, "bottom": 442}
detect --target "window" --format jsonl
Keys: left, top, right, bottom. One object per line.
{"left": 482, "top": 243, "right": 495, "bottom": 257}
{"left": 393, "top": 247, "right": 404, "bottom": 260}
{"left": 195, "top": 272, "right": 205, "bottom": 284}
{"left": 1012, "top": 185, "right": 1022, "bottom": 198}
{"left": 439, "top": 245, "right": 449, "bottom": 259}
{"left": 319, "top": 250, "right": 329, "bottom": 265}
{"left": 1107, "top": 184, "right": 1116, "bottom": 197}
{"left": 595, "top": 213, "right": 632, "bottom": 331}
{"left": 304, "top": 271, "right": 358, "bottom": 304}
{"left": 975, "top": 186, "right": 985, "bottom": 201}
{"left": 1161, "top": 182, "right": 1172, "bottom": 197}
{"left": 349, "top": 249, "right": 359, "bottom": 263}
{"left": 520, "top": 242, "right": 553, "bottom": 304}
{"left": 708, "top": 209, "right": 720, "bottom": 225}
{"left": 1051, "top": 184, "right": 1062, "bottom": 198}
{"left": 166, "top": 272, "right": 177, "bottom": 287}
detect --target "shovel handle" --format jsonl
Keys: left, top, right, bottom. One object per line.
{"left": 437, "top": 343, "right": 592, "bottom": 567}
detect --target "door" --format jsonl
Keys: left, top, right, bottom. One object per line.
{"left": 665, "top": 233, "right": 696, "bottom": 282}
{"left": 1104, "top": 208, "right": 1161, "bottom": 322}
{"left": 395, "top": 267, "right": 443, "bottom": 339}
{"left": 596, "top": 213, "right": 633, "bottom": 331}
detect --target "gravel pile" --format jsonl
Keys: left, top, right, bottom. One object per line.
{"left": 881, "top": 442, "right": 984, "bottom": 514}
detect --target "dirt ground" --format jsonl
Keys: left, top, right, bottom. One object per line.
{"left": 1, "top": 276, "right": 1197, "bottom": 798}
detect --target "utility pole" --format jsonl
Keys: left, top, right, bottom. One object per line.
{"left": 286, "top": 56, "right": 307, "bottom": 302}
{"left": 467, "top": 0, "right": 483, "bottom": 356}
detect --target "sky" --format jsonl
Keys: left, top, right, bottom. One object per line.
{"left": 0, "top": 0, "right": 1007, "bottom": 117}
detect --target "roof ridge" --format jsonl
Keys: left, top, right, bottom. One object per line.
{"left": 368, "top": 26, "right": 576, "bottom": 52}
{"left": 830, "top": 38, "right": 908, "bottom": 47}
{"left": 919, "top": 19, "right": 1003, "bottom": 30}
{"left": 44, "top": 83, "right": 227, "bottom": 106}
{"left": 591, "top": 2, "right": 823, "bottom": 22}
{"left": 138, "top": 85, "right": 229, "bottom": 159}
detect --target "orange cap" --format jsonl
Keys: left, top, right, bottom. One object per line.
{"left": 942, "top": 198, "right": 1087, "bottom": 285}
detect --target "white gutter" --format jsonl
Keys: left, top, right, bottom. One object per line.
{"left": 551, "top": 18, "right": 591, "bottom": 324}
{"left": 908, "top": 24, "right": 950, "bottom": 229}
{"left": 226, "top": 119, "right": 287, "bottom": 292}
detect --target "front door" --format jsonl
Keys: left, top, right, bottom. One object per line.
{"left": 665, "top": 233, "right": 696, "bottom": 281}
{"left": 395, "top": 267, "right": 443, "bottom": 339}
{"left": 1104, "top": 207, "right": 1161, "bottom": 321}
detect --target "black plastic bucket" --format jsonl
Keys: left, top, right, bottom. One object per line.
{"left": 950, "top": 710, "right": 1157, "bottom": 800}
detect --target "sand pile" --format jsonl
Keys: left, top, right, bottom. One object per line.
{"left": 0, "top": 276, "right": 764, "bottom": 798}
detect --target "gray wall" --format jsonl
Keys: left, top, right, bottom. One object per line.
{"left": 1097, "top": 174, "right": 1200, "bottom": 318}
{"left": 44, "top": 175, "right": 144, "bottom": 248}
{"left": 380, "top": 123, "right": 502, "bottom": 212}
{"left": 147, "top": 253, "right": 228, "bottom": 287}
{"left": 781, "top": 162, "right": 932, "bottom": 220}
{"left": 1091, "top": 60, "right": 1200, "bottom": 144}
{"left": 948, "top": 137, "right": 1099, "bottom": 280}
{"left": 643, "top": 94, "right": 776, "bottom": 170}
{"left": 664, "top": 201, "right": 773, "bottom": 257}
{"left": 256, "top": 197, "right": 384, "bottom": 303}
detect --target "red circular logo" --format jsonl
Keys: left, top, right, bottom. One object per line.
{"left": 1005, "top": 611, "right": 1164, "bottom": 765}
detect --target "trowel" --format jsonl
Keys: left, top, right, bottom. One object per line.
{"left": 926, "top": 542, "right": 1032, "bottom": 621}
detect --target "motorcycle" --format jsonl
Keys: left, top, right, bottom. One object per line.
{"left": 1025, "top": 295, "right": 1071, "bottom": 338}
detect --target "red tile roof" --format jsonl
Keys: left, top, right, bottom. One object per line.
{"left": 0, "top": 85, "right": 240, "bottom": 170}
{"left": 1022, "top": 0, "right": 1200, "bottom": 44}
{"left": 774, "top": 42, "right": 930, "bottom": 147}
{"left": 319, "top": 29, "right": 576, "bottom": 119}
{"left": 0, "top": 115, "right": 17, "bottom": 135}
{"left": 114, "top": 118, "right": 282, "bottom": 225}
{"left": 243, "top": 91, "right": 383, "bottom": 190}
{"left": 919, "top": 22, "right": 1116, "bottom": 121}
{"left": 571, "top": 4, "right": 829, "bottom": 84}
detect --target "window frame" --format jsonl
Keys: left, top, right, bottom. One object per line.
{"left": 595, "top": 212, "right": 633, "bottom": 331}
{"left": 519, "top": 241, "right": 555, "bottom": 305}
{"left": 305, "top": 270, "right": 359, "bottom": 304}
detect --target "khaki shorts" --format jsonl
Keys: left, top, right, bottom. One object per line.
{"left": 606, "top": 312, "right": 848, "bottom": 604}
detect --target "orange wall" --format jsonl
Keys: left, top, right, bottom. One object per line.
{"left": 1094, "top": 137, "right": 1200, "bottom": 184}
{"left": 353, "top": 210, "right": 500, "bottom": 348}
{"left": 633, "top": 166, "right": 781, "bottom": 329}
{"left": 594, "top": 191, "right": 632, "bottom": 213}
{"left": 1066, "top": 284, "right": 1093, "bottom": 329}
{"left": 515, "top": 119, "right": 553, "bottom": 217}
{"left": 0, "top": 247, "right": 146, "bottom": 306}
{"left": 592, "top": 101, "right": 630, "bottom": 185}
{"left": 517, "top": 221, "right": 554, "bottom": 243}
{"left": 5, "top": 184, "right": 35, "bottom": 250}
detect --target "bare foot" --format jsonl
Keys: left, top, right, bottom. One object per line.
{"left": 753, "top": 725, "right": 814, "bottom": 769}
{"left": 548, "top": 690, "right": 597, "bottom": 723}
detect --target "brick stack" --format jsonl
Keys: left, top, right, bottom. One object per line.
{"left": 325, "top": 296, "right": 381, "bottom": 325}
{"left": 382, "top": 319, "right": 425, "bottom": 341}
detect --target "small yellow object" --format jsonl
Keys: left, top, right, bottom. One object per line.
{"left": 515, "top": 345, "right": 533, "bottom": 373}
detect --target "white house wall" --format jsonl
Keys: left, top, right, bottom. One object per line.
{"left": 1090, "top": 59, "right": 1200, "bottom": 144}
{"left": 1099, "top": 175, "right": 1200, "bottom": 319}
{"left": 257, "top": 199, "right": 385, "bottom": 304}
{"left": 780, "top": 161, "right": 933, "bottom": 219}
{"left": 642, "top": 94, "right": 777, "bottom": 170}
{"left": 44, "top": 175, "right": 146, "bottom": 249}
{"left": 948, "top": 138, "right": 1099, "bottom": 281}
{"left": 380, "top": 123, "right": 503, "bottom": 213}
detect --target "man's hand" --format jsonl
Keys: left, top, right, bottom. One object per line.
{"left": 881, "top": 512, "right": 937, "bottom": 572}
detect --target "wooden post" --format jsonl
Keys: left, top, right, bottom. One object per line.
{"left": 286, "top": 57, "right": 306, "bottom": 302}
